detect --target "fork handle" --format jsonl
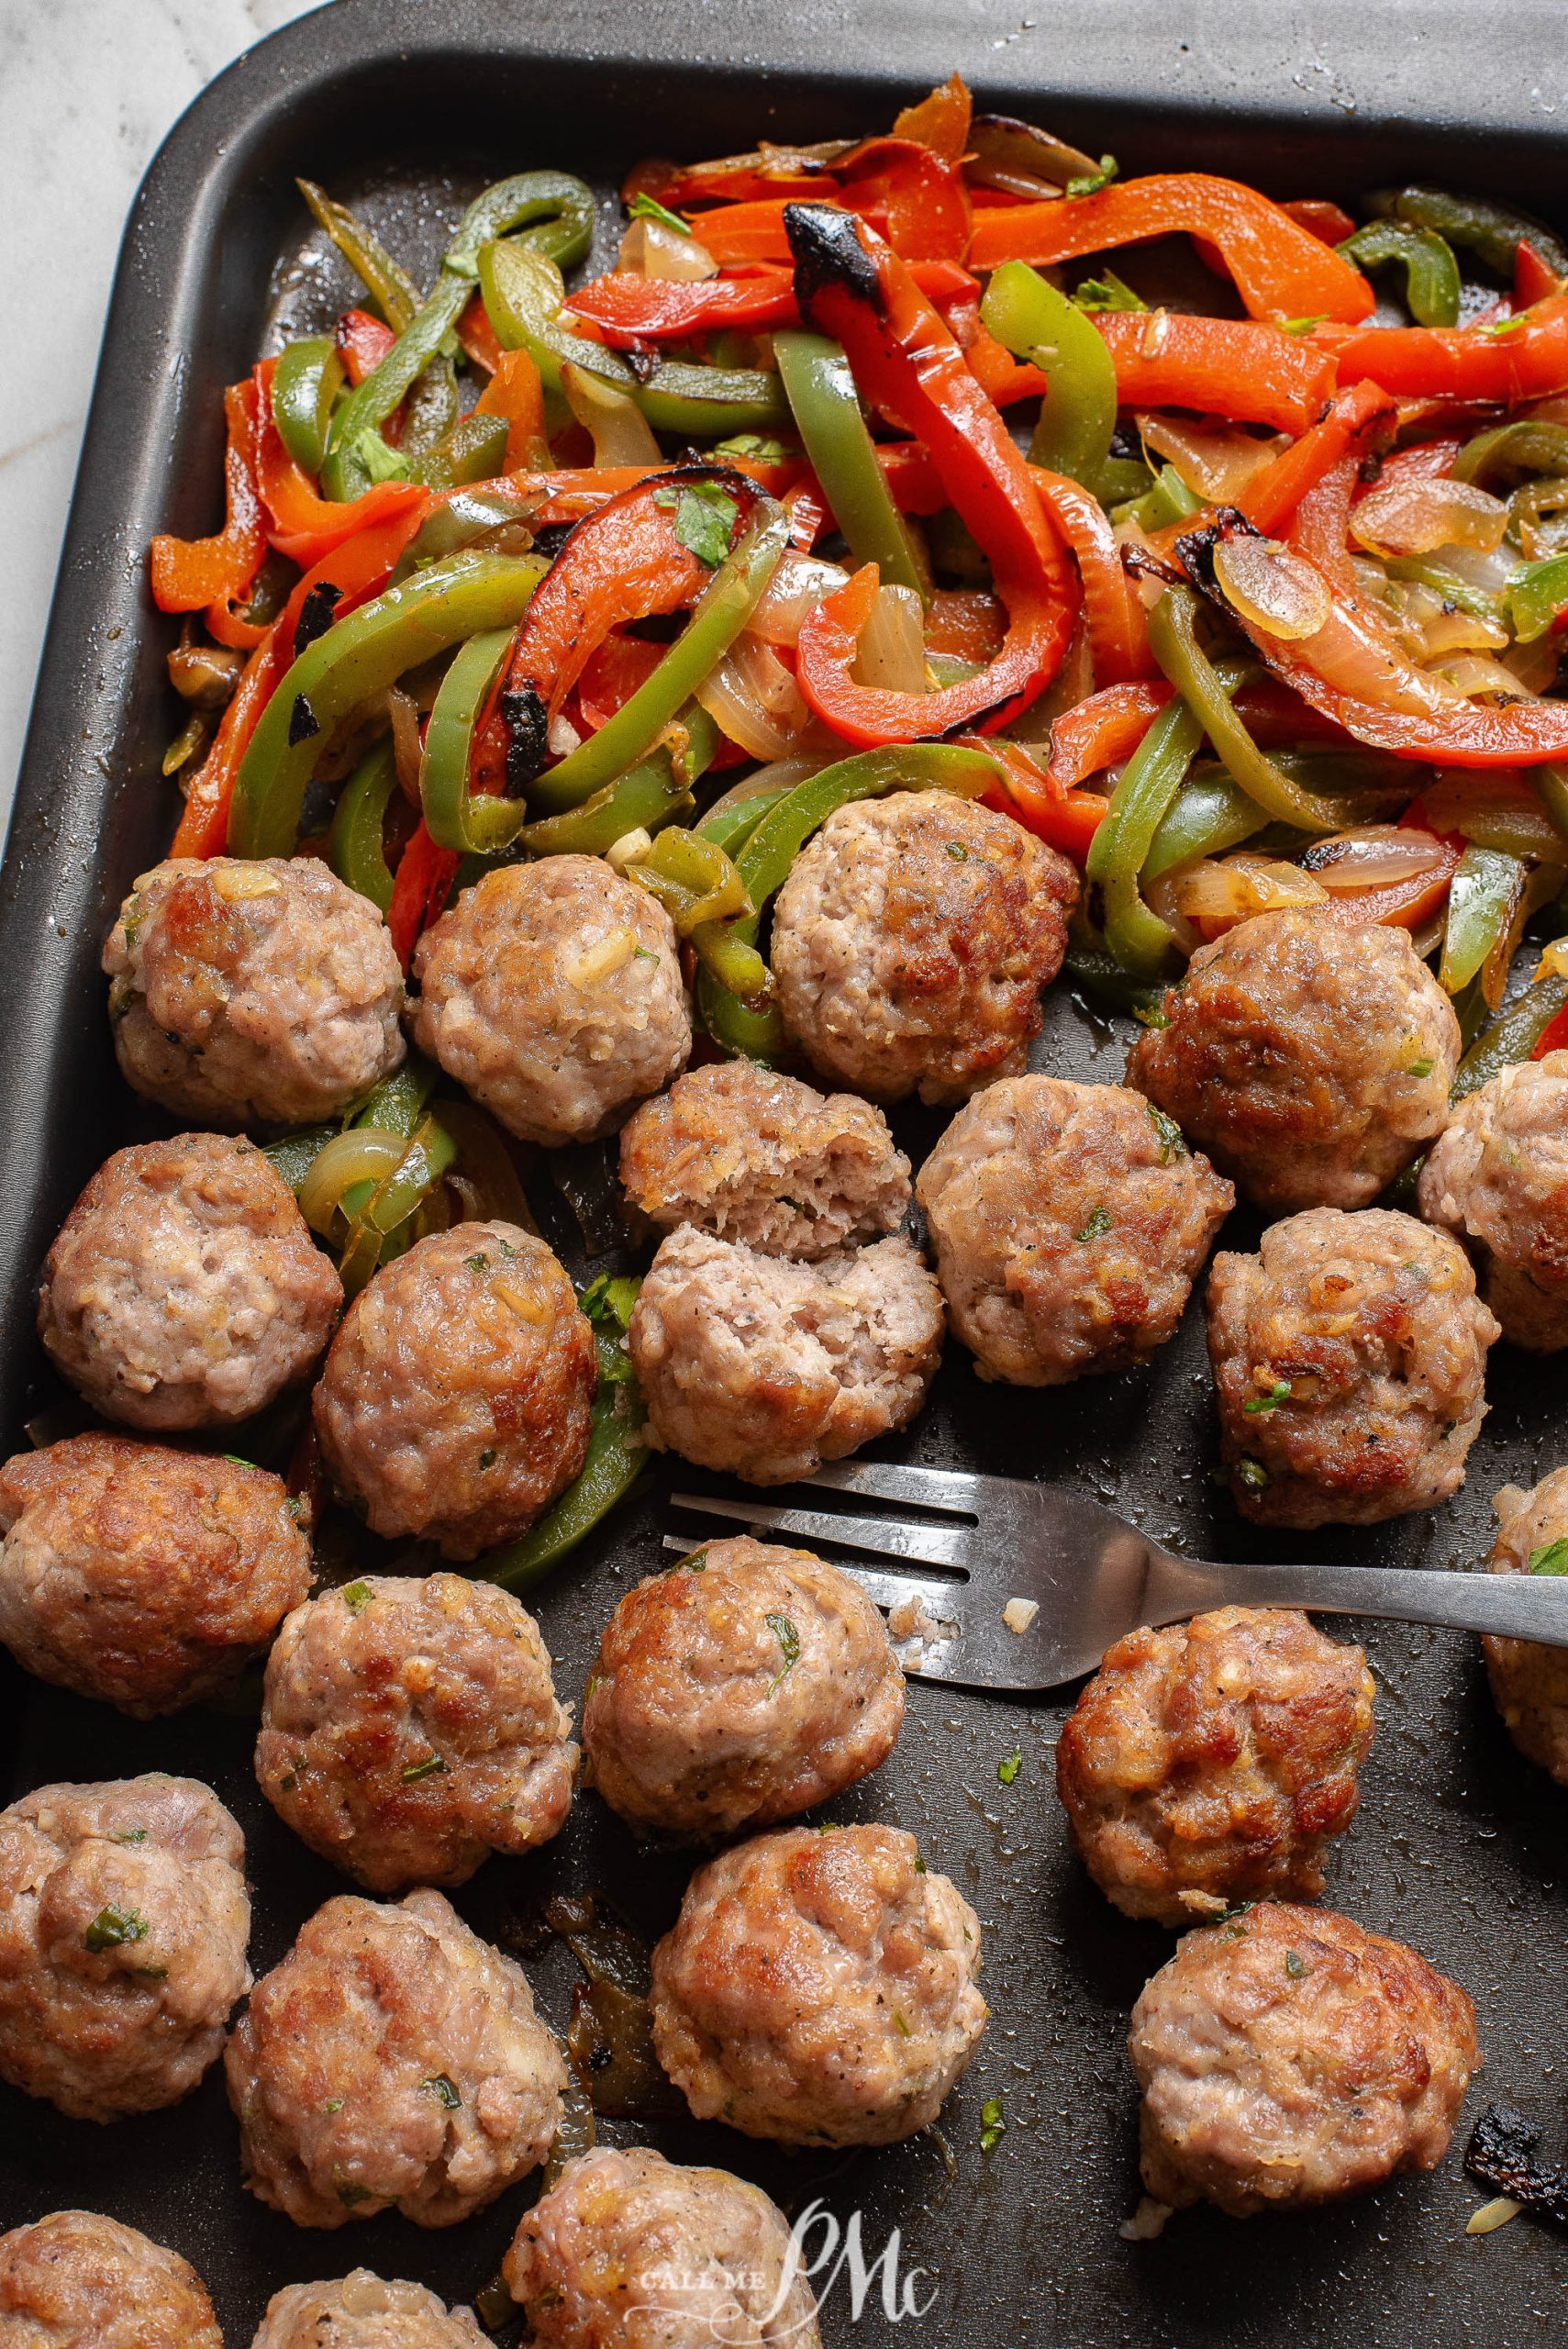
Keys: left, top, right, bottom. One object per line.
{"left": 1147, "top": 1551, "right": 1568, "bottom": 1648}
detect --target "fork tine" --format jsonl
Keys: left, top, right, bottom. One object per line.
{"left": 804, "top": 1460, "right": 983, "bottom": 1518}
{"left": 661, "top": 1534, "right": 964, "bottom": 1624}
{"left": 668, "top": 1491, "right": 973, "bottom": 1571}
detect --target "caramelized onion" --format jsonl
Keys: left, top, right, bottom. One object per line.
{"left": 1212, "top": 533, "right": 1334, "bottom": 640}
{"left": 1140, "top": 414, "right": 1285, "bottom": 503}
{"left": 1351, "top": 475, "right": 1507, "bottom": 558}
{"left": 1171, "top": 852, "right": 1327, "bottom": 925}
{"left": 561, "top": 363, "right": 662, "bottom": 467}
{"left": 748, "top": 550, "right": 850, "bottom": 647}
{"left": 1298, "top": 825, "right": 1450, "bottom": 888}
{"left": 615, "top": 217, "right": 718, "bottom": 281}
{"left": 851, "top": 583, "right": 929, "bottom": 693}
{"left": 695, "top": 634, "right": 813, "bottom": 760}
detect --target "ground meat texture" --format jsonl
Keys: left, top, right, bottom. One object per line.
{"left": 312, "top": 1223, "right": 595, "bottom": 1560}
{"left": 0, "top": 1775, "right": 250, "bottom": 2123}
{"left": 1126, "top": 910, "right": 1459, "bottom": 1212}
{"left": 1056, "top": 1609, "right": 1375, "bottom": 1927}
{"left": 0, "top": 1435, "right": 311, "bottom": 1718}
{"left": 503, "top": 2145, "right": 820, "bottom": 2349}
{"left": 1479, "top": 1470, "right": 1568, "bottom": 1784}
{"left": 411, "top": 857, "right": 690, "bottom": 1147}
{"left": 225, "top": 1887, "right": 564, "bottom": 2229}
{"left": 1418, "top": 1052, "right": 1568, "bottom": 1350}
{"left": 617, "top": 1060, "right": 911, "bottom": 1261}
{"left": 915, "top": 1074, "right": 1233, "bottom": 1386}
{"left": 651, "top": 1823, "right": 984, "bottom": 2146}
{"left": 0, "top": 2211, "right": 222, "bottom": 2349}
{"left": 258, "top": 1574, "right": 576, "bottom": 1892}
{"left": 103, "top": 856, "right": 404, "bottom": 1130}
{"left": 627, "top": 1228, "right": 943, "bottom": 1486}
{"left": 1207, "top": 1208, "right": 1497, "bottom": 1528}
{"left": 252, "top": 2270, "right": 485, "bottom": 2349}
{"left": 37, "top": 1134, "right": 341, "bottom": 1431}
{"left": 769, "top": 790, "right": 1077, "bottom": 1105}
{"left": 1129, "top": 1902, "right": 1478, "bottom": 2216}
{"left": 584, "top": 1536, "right": 904, "bottom": 1840}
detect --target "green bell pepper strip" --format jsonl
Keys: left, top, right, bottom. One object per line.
{"left": 479, "top": 240, "right": 787, "bottom": 439}
{"left": 419, "top": 628, "right": 521, "bottom": 853}
{"left": 696, "top": 785, "right": 793, "bottom": 858}
{"left": 328, "top": 739, "right": 400, "bottom": 911}
{"left": 1508, "top": 552, "right": 1568, "bottom": 644}
{"left": 1452, "top": 961, "right": 1568, "bottom": 1099}
{"left": 520, "top": 708, "right": 718, "bottom": 858}
{"left": 980, "top": 260, "right": 1118, "bottom": 494}
{"left": 623, "top": 827, "right": 769, "bottom": 998}
{"left": 1121, "top": 464, "right": 1206, "bottom": 532}
{"left": 1337, "top": 223, "right": 1461, "bottom": 328}
{"left": 297, "top": 178, "right": 422, "bottom": 330}
{"left": 228, "top": 551, "right": 547, "bottom": 861}
{"left": 1453, "top": 418, "right": 1568, "bottom": 489}
{"left": 355, "top": 1053, "right": 440, "bottom": 1138}
{"left": 1439, "top": 844, "right": 1528, "bottom": 996}
{"left": 339, "top": 1111, "right": 459, "bottom": 1295}
{"left": 523, "top": 500, "right": 790, "bottom": 817}
{"left": 1534, "top": 763, "right": 1568, "bottom": 845}
{"left": 1142, "top": 770, "right": 1273, "bottom": 881}
{"left": 1061, "top": 932, "right": 1169, "bottom": 1021}
{"left": 405, "top": 412, "right": 510, "bottom": 493}
{"left": 272, "top": 338, "right": 346, "bottom": 477}
{"left": 1084, "top": 695, "right": 1204, "bottom": 978}
{"left": 264, "top": 1124, "right": 337, "bottom": 1192}
{"left": 1373, "top": 184, "right": 1568, "bottom": 284}
{"left": 1380, "top": 554, "right": 1507, "bottom": 628}
{"left": 773, "top": 328, "right": 927, "bottom": 599}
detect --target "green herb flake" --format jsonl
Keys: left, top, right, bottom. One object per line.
{"left": 1148, "top": 1106, "right": 1186, "bottom": 1163}
{"left": 579, "top": 1271, "right": 642, "bottom": 1332}
{"left": 332, "top": 2165, "right": 373, "bottom": 2207}
{"left": 1133, "top": 1002, "right": 1171, "bottom": 1030}
{"left": 628, "top": 190, "right": 692, "bottom": 237}
{"left": 1075, "top": 1205, "right": 1113, "bottom": 1243}
{"left": 765, "top": 1611, "right": 801, "bottom": 1690}
{"left": 351, "top": 428, "right": 411, "bottom": 484}
{"left": 285, "top": 1496, "right": 304, "bottom": 1519}
{"left": 1530, "top": 1538, "right": 1568, "bottom": 1576}
{"left": 1278, "top": 313, "right": 1328, "bottom": 334}
{"left": 84, "top": 1905, "right": 149, "bottom": 1954}
{"left": 323, "top": 2096, "right": 344, "bottom": 2114}
{"left": 108, "top": 1828, "right": 148, "bottom": 1845}
{"left": 474, "top": 2277, "right": 520, "bottom": 2333}
{"left": 684, "top": 1547, "right": 709, "bottom": 1575}
{"left": 997, "top": 1749, "right": 1022, "bottom": 1787}
{"left": 223, "top": 1453, "right": 254, "bottom": 1469}
{"left": 132, "top": 1964, "right": 169, "bottom": 1982}
{"left": 633, "top": 944, "right": 660, "bottom": 962}
{"left": 1244, "top": 1380, "right": 1292, "bottom": 1416}
{"left": 423, "top": 2072, "right": 462, "bottom": 2109}
{"left": 892, "top": 2009, "right": 913, "bottom": 2037}
{"left": 714, "top": 431, "right": 795, "bottom": 463}
{"left": 479, "top": 1447, "right": 496, "bottom": 1470}
{"left": 465, "top": 1251, "right": 491, "bottom": 1275}
{"left": 1284, "top": 1949, "right": 1309, "bottom": 1979}
{"left": 1237, "top": 1457, "right": 1271, "bottom": 1493}
{"left": 1065, "top": 153, "right": 1118, "bottom": 198}
{"left": 401, "top": 1753, "right": 447, "bottom": 1785}
{"left": 653, "top": 481, "right": 739, "bottom": 567}
{"left": 912, "top": 1850, "right": 928, "bottom": 1874}
{"left": 1407, "top": 1057, "right": 1434, "bottom": 1078}
{"left": 340, "top": 1581, "right": 373, "bottom": 1616}
{"left": 945, "top": 840, "right": 970, "bottom": 861}
{"left": 1073, "top": 268, "right": 1147, "bottom": 312}
{"left": 980, "top": 2094, "right": 1006, "bottom": 2153}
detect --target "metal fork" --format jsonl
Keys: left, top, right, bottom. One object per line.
{"left": 665, "top": 1460, "right": 1568, "bottom": 1693}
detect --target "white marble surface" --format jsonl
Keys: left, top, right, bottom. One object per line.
{"left": 0, "top": 0, "right": 327, "bottom": 829}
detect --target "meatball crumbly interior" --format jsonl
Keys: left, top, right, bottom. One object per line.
{"left": 1418, "top": 1051, "right": 1568, "bottom": 1351}
{"left": 0, "top": 2210, "right": 223, "bottom": 2349}
{"left": 1207, "top": 1208, "right": 1497, "bottom": 1527}
{"left": 1481, "top": 1468, "right": 1568, "bottom": 1785}
{"left": 1056, "top": 1608, "right": 1375, "bottom": 1926}
{"left": 252, "top": 2268, "right": 487, "bottom": 2349}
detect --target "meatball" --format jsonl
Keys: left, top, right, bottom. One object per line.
{"left": 258, "top": 1573, "right": 576, "bottom": 1891}
{"left": 312, "top": 1222, "right": 595, "bottom": 1560}
{"left": 0, "top": 1775, "right": 250, "bottom": 2123}
{"left": 1207, "top": 1208, "right": 1497, "bottom": 1527}
{"left": 38, "top": 1134, "right": 341, "bottom": 1431}
{"left": 770, "top": 789, "right": 1077, "bottom": 1105}
{"left": 0, "top": 2211, "right": 221, "bottom": 2349}
{"left": 104, "top": 855, "right": 404, "bottom": 1129}
{"left": 1127, "top": 909, "right": 1459, "bottom": 1211}
{"left": 651, "top": 1823, "right": 985, "bottom": 2145}
{"left": 225, "top": 1887, "right": 564, "bottom": 2228}
{"left": 1129, "top": 1902, "right": 1478, "bottom": 2216}
{"left": 1479, "top": 1469, "right": 1568, "bottom": 1783}
{"left": 618, "top": 1060, "right": 911, "bottom": 1260}
{"left": 1418, "top": 1052, "right": 1568, "bottom": 1350}
{"left": 916, "top": 1074, "right": 1232, "bottom": 1386}
{"left": 504, "top": 2146, "right": 820, "bottom": 2349}
{"left": 0, "top": 1434, "right": 311, "bottom": 1717}
{"left": 411, "top": 857, "right": 690, "bottom": 1146}
{"left": 584, "top": 1535, "right": 904, "bottom": 1840}
{"left": 628, "top": 1227, "right": 943, "bottom": 1486}
{"left": 252, "top": 2270, "right": 484, "bottom": 2349}
{"left": 1056, "top": 1608, "right": 1376, "bottom": 1926}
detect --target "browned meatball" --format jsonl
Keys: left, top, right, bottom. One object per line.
{"left": 252, "top": 2270, "right": 485, "bottom": 2348}
{"left": 916, "top": 1074, "right": 1233, "bottom": 1385}
{"left": 104, "top": 856, "right": 404, "bottom": 1130}
{"left": 0, "top": 1435, "right": 311, "bottom": 1718}
{"left": 1056, "top": 1609, "right": 1376, "bottom": 1926}
{"left": 1129, "top": 1903, "right": 1478, "bottom": 2216}
{"left": 412, "top": 857, "right": 690, "bottom": 1146}
{"left": 0, "top": 1775, "right": 250, "bottom": 2123}
{"left": 504, "top": 2146, "right": 820, "bottom": 2349}
{"left": 312, "top": 1222, "right": 595, "bottom": 1560}
{"left": 38, "top": 1134, "right": 341, "bottom": 1431}
{"left": 225, "top": 1887, "right": 564, "bottom": 2229}
{"left": 1127, "top": 910, "right": 1459, "bottom": 1211}
{"left": 1479, "top": 1469, "right": 1568, "bottom": 1783}
{"left": 628, "top": 1227, "right": 943, "bottom": 1486}
{"left": 618, "top": 1060, "right": 911, "bottom": 1260}
{"left": 257, "top": 1574, "right": 576, "bottom": 1891}
{"left": 1418, "top": 1052, "right": 1568, "bottom": 1349}
{"left": 651, "top": 1824, "right": 985, "bottom": 2146}
{"left": 0, "top": 2210, "right": 222, "bottom": 2349}
{"left": 584, "top": 1536, "right": 904, "bottom": 1840}
{"left": 1206, "top": 1208, "right": 1497, "bottom": 1527}
{"left": 770, "top": 790, "right": 1077, "bottom": 1105}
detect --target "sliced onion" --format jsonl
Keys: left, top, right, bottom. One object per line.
{"left": 851, "top": 584, "right": 929, "bottom": 694}
{"left": 1420, "top": 776, "right": 1562, "bottom": 858}
{"left": 1298, "top": 825, "right": 1450, "bottom": 889}
{"left": 1502, "top": 631, "right": 1562, "bottom": 695}
{"left": 748, "top": 550, "right": 850, "bottom": 647}
{"left": 700, "top": 751, "right": 839, "bottom": 831}
{"left": 1140, "top": 413, "right": 1285, "bottom": 503}
{"left": 1351, "top": 475, "right": 1507, "bottom": 558}
{"left": 695, "top": 635, "right": 813, "bottom": 761}
{"left": 299, "top": 1130, "right": 411, "bottom": 1237}
{"left": 615, "top": 218, "right": 718, "bottom": 281}
{"left": 561, "top": 362, "right": 662, "bottom": 467}
{"left": 1212, "top": 534, "right": 1334, "bottom": 641}
{"left": 1433, "top": 651, "right": 1536, "bottom": 699}
{"left": 1293, "top": 585, "right": 1468, "bottom": 713}
{"left": 1171, "top": 852, "right": 1326, "bottom": 925}
{"left": 387, "top": 686, "right": 424, "bottom": 807}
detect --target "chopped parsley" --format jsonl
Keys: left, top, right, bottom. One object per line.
{"left": 466, "top": 1251, "right": 491, "bottom": 1275}
{"left": 479, "top": 1447, "right": 496, "bottom": 1469}
{"left": 892, "top": 2009, "right": 913, "bottom": 2037}
{"left": 714, "top": 432, "right": 795, "bottom": 463}
{"left": 1065, "top": 153, "right": 1118, "bottom": 198}
{"left": 980, "top": 2095, "right": 1006, "bottom": 2153}
{"left": 579, "top": 1271, "right": 641, "bottom": 1332}
{"left": 108, "top": 1828, "right": 147, "bottom": 1845}
{"left": 1284, "top": 1949, "right": 1309, "bottom": 1979}
{"left": 340, "top": 1581, "right": 373, "bottom": 1616}
{"left": 628, "top": 189, "right": 692, "bottom": 236}
{"left": 223, "top": 1453, "right": 254, "bottom": 1469}
{"left": 351, "top": 427, "right": 411, "bottom": 483}
{"left": 652, "top": 481, "right": 739, "bottom": 567}
{"left": 324, "top": 2096, "right": 344, "bottom": 2114}
{"left": 401, "top": 1753, "right": 447, "bottom": 1785}
{"left": 1530, "top": 1538, "right": 1568, "bottom": 1576}
{"left": 1073, "top": 268, "right": 1147, "bottom": 312}
{"left": 84, "top": 1905, "right": 149, "bottom": 1954}
{"left": 945, "top": 840, "right": 970, "bottom": 861}
{"left": 1236, "top": 1457, "right": 1271, "bottom": 1492}
{"left": 424, "top": 2073, "right": 462, "bottom": 2109}
{"left": 684, "top": 1548, "right": 709, "bottom": 1574}
{"left": 912, "top": 1849, "right": 928, "bottom": 1874}
{"left": 1407, "top": 1057, "right": 1435, "bottom": 1078}
{"left": 1148, "top": 1105, "right": 1185, "bottom": 1163}
{"left": 998, "top": 1749, "right": 1022, "bottom": 1787}
{"left": 332, "top": 2166, "right": 373, "bottom": 2206}
{"left": 1133, "top": 1002, "right": 1171, "bottom": 1029}
{"left": 1244, "top": 1380, "right": 1292, "bottom": 1416}
{"left": 1075, "top": 1205, "right": 1113, "bottom": 1243}
{"left": 765, "top": 1612, "right": 801, "bottom": 1690}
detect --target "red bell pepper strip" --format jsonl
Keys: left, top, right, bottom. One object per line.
{"left": 924, "top": 588, "right": 1006, "bottom": 665}
{"left": 1031, "top": 469, "right": 1153, "bottom": 685}
{"left": 252, "top": 361, "right": 428, "bottom": 565}
{"left": 564, "top": 257, "right": 977, "bottom": 344}
{"left": 387, "top": 821, "right": 459, "bottom": 970}
{"left": 1315, "top": 294, "right": 1568, "bottom": 401}
{"left": 338, "top": 309, "right": 397, "bottom": 386}
{"left": 1148, "top": 378, "right": 1394, "bottom": 560}
{"left": 475, "top": 348, "right": 550, "bottom": 471}
{"left": 876, "top": 441, "right": 945, "bottom": 515}
{"left": 694, "top": 146, "right": 973, "bottom": 269}
{"left": 892, "top": 72, "right": 972, "bottom": 164}
{"left": 962, "top": 317, "right": 1047, "bottom": 406}
{"left": 1516, "top": 241, "right": 1562, "bottom": 309}
{"left": 576, "top": 630, "right": 667, "bottom": 730}
{"left": 1093, "top": 309, "right": 1340, "bottom": 433}
{"left": 1281, "top": 197, "right": 1359, "bottom": 246}
{"left": 1045, "top": 682, "right": 1173, "bottom": 789}
{"left": 976, "top": 735, "right": 1106, "bottom": 861}
{"left": 968, "top": 176, "right": 1375, "bottom": 324}
{"left": 457, "top": 290, "right": 504, "bottom": 375}
{"left": 150, "top": 378, "right": 267, "bottom": 617}
{"left": 1533, "top": 999, "right": 1568, "bottom": 1058}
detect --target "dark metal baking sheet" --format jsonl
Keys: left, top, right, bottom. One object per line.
{"left": 5, "top": 4, "right": 1568, "bottom": 2342}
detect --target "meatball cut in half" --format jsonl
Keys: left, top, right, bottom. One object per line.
{"left": 412, "top": 857, "right": 691, "bottom": 1147}
{"left": 1127, "top": 909, "right": 1460, "bottom": 1212}
{"left": 104, "top": 855, "right": 404, "bottom": 1130}
{"left": 0, "top": 1434, "right": 311, "bottom": 1718}
{"left": 313, "top": 1222, "right": 595, "bottom": 1560}
{"left": 1418, "top": 1052, "right": 1568, "bottom": 1350}
{"left": 917, "top": 1075, "right": 1233, "bottom": 1386}
{"left": 1479, "top": 1469, "right": 1568, "bottom": 1784}
{"left": 651, "top": 1823, "right": 985, "bottom": 2146}
{"left": 0, "top": 2211, "right": 222, "bottom": 2349}
{"left": 618, "top": 1060, "right": 911, "bottom": 1261}
{"left": 39, "top": 1133, "right": 341, "bottom": 1431}
{"left": 1207, "top": 1208, "right": 1497, "bottom": 1528}
{"left": 226, "top": 1887, "right": 565, "bottom": 2229}
{"left": 584, "top": 1536, "right": 904, "bottom": 1841}
{"left": 253, "top": 2271, "right": 486, "bottom": 2349}
{"left": 1056, "top": 1609, "right": 1376, "bottom": 1926}
{"left": 505, "top": 2145, "right": 820, "bottom": 2349}
{"left": 1129, "top": 1903, "right": 1478, "bottom": 2217}
{"left": 628, "top": 1227, "right": 943, "bottom": 1486}
{"left": 770, "top": 788, "right": 1077, "bottom": 1105}
{"left": 258, "top": 1574, "right": 577, "bottom": 1891}
{"left": 0, "top": 1775, "right": 250, "bottom": 2123}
